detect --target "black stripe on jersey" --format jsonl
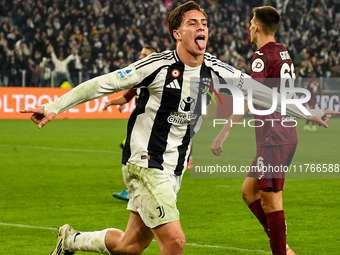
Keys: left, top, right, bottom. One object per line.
{"left": 175, "top": 127, "right": 191, "bottom": 176}
{"left": 190, "top": 62, "right": 213, "bottom": 139}
{"left": 135, "top": 54, "right": 173, "bottom": 70}
{"left": 121, "top": 69, "right": 162, "bottom": 165}
{"left": 135, "top": 51, "right": 173, "bottom": 70}
{"left": 209, "top": 70, "right": 233, "bottom": 96}
{"left": 133, "top": 66, "right": 164, "bottom": 89}
{"left": 147, "top": 62, "right": 185, "bottom": 170}
{"left": 205, "top": 54, "right": 235, "bottom": 74}
{"left": 212, "top": 62, "right": 235, "bottom": 74}
{"left": 122, "top": 88, "right": 150, "bottom": 165}
{"left": 135, "top": 51, "right": 172, "bottom": 68}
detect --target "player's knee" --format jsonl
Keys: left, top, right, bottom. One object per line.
{"left": 241, "top": 187, "right": 252, "bottom": 205}
{"left": 242, "top": 186, "right": 260, "bottom": 206}
{"left": 241, "top": 188, "right": 247, "bottom": 202}
{"left": 165, "top": 236, "right": 186, "bottom": 254}
{"left": 260, "top": 202, "right": 272, "bottom": 214}
{"left": 261, "top": 201, "right": 280, "bottom": 214}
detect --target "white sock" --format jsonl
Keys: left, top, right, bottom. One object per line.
{"left": 65, "top": 229, "right": 111, "bottom": 254}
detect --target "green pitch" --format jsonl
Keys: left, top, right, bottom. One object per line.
{"left": 0, "top": 118, "right": 339, "bottom": 254}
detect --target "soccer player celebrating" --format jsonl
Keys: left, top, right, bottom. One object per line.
{"left": 21, "top": 2, "right": 334, "bottom": 255}
{"left": 212, "top": 6, "right": 302, "bottom": 255}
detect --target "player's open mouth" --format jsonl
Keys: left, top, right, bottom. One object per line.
{"left": 195, "top": 35, "right": 206, "bottom": 50}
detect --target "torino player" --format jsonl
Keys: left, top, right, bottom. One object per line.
{"left": 304, "top": 72, "right": 322, "bottom": 131}
{"left": 211, "top": 6, "right": 297, "bottom": 255}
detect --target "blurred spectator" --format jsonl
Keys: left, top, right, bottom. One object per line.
{"left": 7, "top": 55, "right": 21, "bottom": 87}
{"left": 69, "top": 52, "right": 83, "bottom": 87}
{"left": 48, "top": 44, "right": 75, "bottom": 87}
{"left": 41, "top": 57, "right": 53, "bottom": 87}
{"left": 88, "top": 62, "right": 99, "bottom": 79}
{"left": 0, "top": 0, "right": 339, "bottom": 87}
{"left": 0, "top": 33, "right": 8, "bottom": 86}
{"left": 27, "top": 57, "right": 42, "bottom": 87}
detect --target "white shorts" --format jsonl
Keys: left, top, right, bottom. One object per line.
{"left": 122, "top": 163, "right": 184, "bottom": 228}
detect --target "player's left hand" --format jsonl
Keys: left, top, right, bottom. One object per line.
{"left": 20, "top": 106, "right": 56, "bottom": 129}
{"left": 311, "top": 110, "right": 340, "bottom": 128}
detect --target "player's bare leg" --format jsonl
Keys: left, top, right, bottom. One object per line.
{"left": 56, "top": 211, "right": 154, "bottom": 255}
{"left": 54, "top": 206, "right": 184, "bottom": 255}
{"left": 151, "top": 220, "right": 185, "bottom": 255}
{"left": 259, "top": 189, "right": 283, "bottom": 213}
{"left": 241, "top": 177, "right": 260, "bottom": 206}
{"left": 105, "top": 211, "right": 154, "bottom": 254}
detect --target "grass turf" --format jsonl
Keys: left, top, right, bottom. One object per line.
{"left": 0, "top": 118, "right": 339, "bottom": 254}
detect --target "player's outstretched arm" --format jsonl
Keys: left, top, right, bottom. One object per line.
{"left": 211, "top": 102, "right": 248, "bottom": 156}
{"left": 103, "top": 96, "right": 128, "bottom": 111}
{"left": 103, "top": 88, "right": 138, "bottom": 111}
{"left": 311, "top": 110, "right": 340, "bottom": 128}
{"left": 238, "top": 73, "right": 339, "bottom": 124}
{"left": 20, "top": 106, "right": 56, "bottom": 129}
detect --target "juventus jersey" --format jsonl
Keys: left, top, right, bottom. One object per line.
{"left": 44, "top": 50, "right": 323, "bottom": 176}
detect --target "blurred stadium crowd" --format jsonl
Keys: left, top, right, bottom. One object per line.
{"left": 0, "top": 0, "right": 339, "bottom": 87}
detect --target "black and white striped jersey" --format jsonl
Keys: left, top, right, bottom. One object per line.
{"left": 44, "top": 50, "right": 323, "bottom": 176}
{"left": 116, "top": 50, "right": 240, "bottom": 176}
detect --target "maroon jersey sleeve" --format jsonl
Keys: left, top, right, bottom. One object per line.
{"left": 123, "top": 89, "right": 137, "bottom": 103}
{"left": 250, "top": 42, "right": 298, "bottom": 147}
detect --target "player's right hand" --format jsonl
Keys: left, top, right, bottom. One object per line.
{"left": 103, "top": 101, "right": 112, "bottom": 111}
{"left": 103, "top": 103, "right": 108, "bottom": 111}
{"left": 211, "top": 138, "right": 224, "bottom": 156}
{"left": 118, "top": 104, "right": 125, "bottom": 113}
{"left": 211, "top": 129, "right": 232, "bottom": 156}
{"left": 20, "top": 106, "right": 56, "bottom": 129}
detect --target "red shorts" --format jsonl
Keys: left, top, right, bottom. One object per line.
{"left": 247, "top": 144, "right": 297, "bottom": 191}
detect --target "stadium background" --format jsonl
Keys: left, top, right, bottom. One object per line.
{"left": 1, "top": 1, "right": 340, "bottom": 254}
{"left": 0, "top": 0, "right": 340, "bottom": 119}
{"left": 0, "top": 0, "right": 339, "bottom": 87}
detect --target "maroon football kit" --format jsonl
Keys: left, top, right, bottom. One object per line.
{"left": 247, "top": 42, "right": 298, "bottom": 190}
{"left": 123, "top": 88, "right": 137, "bottom": 102}
{"left": 306, "top": 78, "right": 322, "bottom": 109}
